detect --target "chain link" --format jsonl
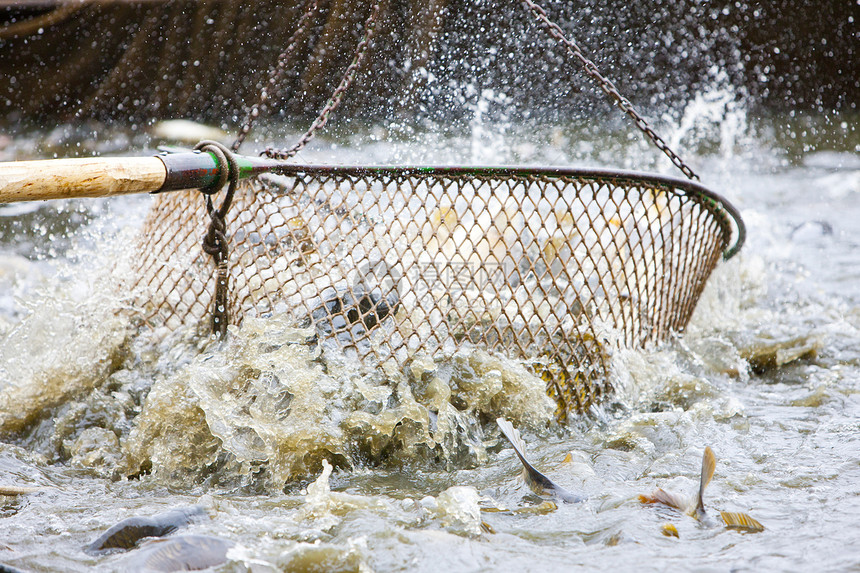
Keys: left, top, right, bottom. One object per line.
{"left": 238, "top": 0, "right": 694, "bottom": 178}
{"left": 520, "top": 0, "right": 699, "bottom": 181}
{"left": 232, "top": 0, "right": 320, "bottom": 152}
{"left": 264, "top": 0, "right": 383, "bottom": 161}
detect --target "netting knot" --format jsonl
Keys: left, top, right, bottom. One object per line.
{"left": 193, "top": 140, "right": 239, "bottom": 340}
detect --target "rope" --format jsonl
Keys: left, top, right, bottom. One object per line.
{"left": 193, "top": 140, "right": 239, "bottom": 339}
{"left": 519, "top": 0, "right": 700, "bottom": 181}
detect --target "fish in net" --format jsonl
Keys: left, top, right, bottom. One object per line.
{"left": 130, "top": 164, "right": 743, "bottom": 422}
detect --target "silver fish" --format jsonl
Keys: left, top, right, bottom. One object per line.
{"left": 496, "top": 417, "right": 585, "bottom": 504}
{"left": 85, "top": 505, "right": 208, "bottom": 555}
{"left": 125, "top": 535, "right": 233, "bottom": 572}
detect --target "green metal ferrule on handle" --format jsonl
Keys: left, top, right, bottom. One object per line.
{"left": 155, "top": 151, "right": 285, "bottom": 193}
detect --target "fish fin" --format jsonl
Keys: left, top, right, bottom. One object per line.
{"left": 496, "top": 417, "right": 531, "bottom": 465}
{"left": 720, "top": 511, "right": 765, "bottom": 532}
{"left": 496, "top": 419, "right": 547, "bottom": 485}
{"left": 496, "top": 418, "right": 584, "bottom": 503}
{"left": 639, "top": 488, "right": 691, "bottom": 512}
{"left": 660, "top": 523, "right": 679, "bottom": 538}
{"left": 496, "top": 416, "right": 539, "bottom": 488}
{"left": 562, "top": 452, "right": 573, "bottom": 463}
{"left": 695, "top": 446, "right": 716, "bottom": 514}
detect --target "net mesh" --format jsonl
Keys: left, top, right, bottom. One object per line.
{"left": 131, "top": 165, "right": 739, "bottom": 421}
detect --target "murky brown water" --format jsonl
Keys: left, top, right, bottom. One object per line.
{"left": 1, "top": 108, "right": 858, "bottom": 572}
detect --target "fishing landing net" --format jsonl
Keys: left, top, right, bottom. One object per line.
{"left": 131, "top": 166, "right": 743, "bottom": 421}
{"left": 128, "top": 0, "right": 745, "bottom": 423}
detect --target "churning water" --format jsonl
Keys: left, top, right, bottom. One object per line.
{"left": 0, "top": 101, "right": 858, "bottom": 572}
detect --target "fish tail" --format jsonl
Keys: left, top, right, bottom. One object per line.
{"left": 496, "top": 417, "right": 531, "bottom": 465}
{"left": 695, "top": 447, "right": 716, "bottom": 515}
{"left": 720, "top": 511, "right": 765, "bottom": 532}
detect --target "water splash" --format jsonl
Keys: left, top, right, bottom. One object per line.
{"left": 663, "top": 71, "right": 750, "bottom": 168}
{"left": 120, "top": 315, "right": 556, "bottom": 488}
{"left": 467, "top": 86, "right": 513, "bottom": 164}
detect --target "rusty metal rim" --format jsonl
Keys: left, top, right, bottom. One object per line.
{"left": 268, "top": 164, "right": 746, "bottom": 260}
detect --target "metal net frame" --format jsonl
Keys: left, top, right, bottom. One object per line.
{"left": 131, "top": 164, "right": 743, "bottom": 421}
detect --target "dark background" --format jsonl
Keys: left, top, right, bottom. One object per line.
{"left": 0, "top": 0, "right": 856, "bottom": 126}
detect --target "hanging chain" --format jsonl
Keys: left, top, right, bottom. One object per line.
{"left": 264, "top": 0, "right": 383, "bottom": 160}
{"left": 206, "top": 1, "right": 380, "bottom": 336}
{"left": 232, "top": 0, "right": 320, "bottom": 152}
{"left": 519, "top": 0, "right": 699, "bottom": 181}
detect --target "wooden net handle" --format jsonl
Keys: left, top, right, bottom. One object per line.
{"left": 0, "top": 156, "right": 167, "bottom": 203}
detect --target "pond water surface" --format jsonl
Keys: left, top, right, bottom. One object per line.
{"left": 0, "top": 106, "right": 858, "bottom": 571}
